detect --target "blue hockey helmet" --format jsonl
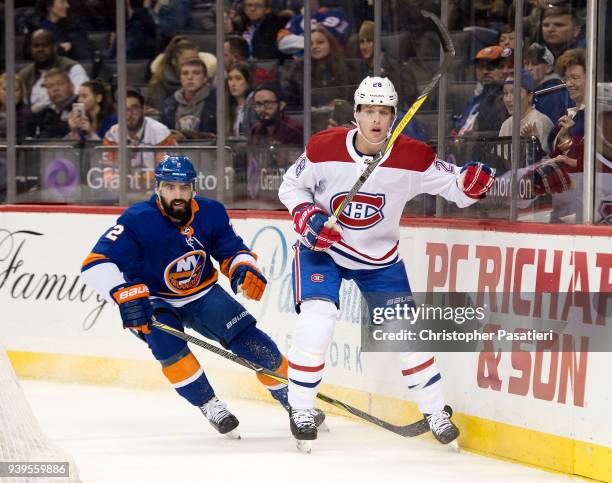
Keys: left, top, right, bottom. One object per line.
{"left": 155, "top": 156, "right": 197, "bottom": 187}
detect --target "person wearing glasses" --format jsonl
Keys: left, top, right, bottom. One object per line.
{"left": 248, "top": 81, "right": 303, "bottom": 147}
{"left": 545, "top": 48, "right": 586, "bottom": 223}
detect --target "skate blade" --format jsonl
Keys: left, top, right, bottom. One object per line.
{"left": 448, "top": 440, "right": 460, "bottom": 452}
{"left": 295, "top": 439, "right": 312, "bottom": 453}
{"left": 318, "top": 421, "right": 330, "bottom": 433}
{"left": 223, "top": 429, "right": 241, "bottom": 440}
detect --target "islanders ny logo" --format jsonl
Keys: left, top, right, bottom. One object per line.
{"left": 164, "top": 250, "right": 207, "bottom": 294}
{"left": 330, "top": 192, "right": 386, "bottom": 229}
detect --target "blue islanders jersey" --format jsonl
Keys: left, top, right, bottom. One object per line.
{"left": 81, "top": 195, "right": 252, "bottom": 306}
{"left": 277, "top": 7, "right": 350, "bottom": 52}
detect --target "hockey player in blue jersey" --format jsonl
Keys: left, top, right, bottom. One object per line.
{"left": 81, "top": 156, "right": 323, "bottom": 438}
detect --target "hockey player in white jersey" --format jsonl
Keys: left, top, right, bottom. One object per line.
{"left": 278, "top": 76, "right": 495, "bottom": 449}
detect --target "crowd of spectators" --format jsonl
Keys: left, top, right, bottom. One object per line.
{"left": 0, "top": 0, "right": 607, "bottom": 224}
{"left": 4, "top": 0, "right": 591, "bottom": 145}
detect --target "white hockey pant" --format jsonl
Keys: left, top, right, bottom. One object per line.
{"left": 288, "top": 300, "right": 446, "bottom": 415}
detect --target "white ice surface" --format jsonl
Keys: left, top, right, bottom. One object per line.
{"left": 20, "top": 380, "right": 581, "bottom": 483}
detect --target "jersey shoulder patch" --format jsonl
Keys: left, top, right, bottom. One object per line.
{"left": 306, "top": 127, "right": 353, "bottom": 163}
{"left": 381, "top": 135, "right": 435, "bottom": 172}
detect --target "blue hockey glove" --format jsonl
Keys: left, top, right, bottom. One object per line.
{"left": 110, "top": 282, "right": 153, "bottom": 333}
{"left": 230, "top": 263, "right": 267, "bottom": 301}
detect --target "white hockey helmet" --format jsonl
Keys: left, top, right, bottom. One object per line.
{"left": 354, "top": 76, "right": 398, "bottom": 112}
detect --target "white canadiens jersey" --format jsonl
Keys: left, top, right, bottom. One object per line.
{"left": 278, "top": 127, "right": 477, "bottom": 270}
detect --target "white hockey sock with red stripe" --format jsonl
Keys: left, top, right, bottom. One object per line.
{"left": 288, "top": 299, "right": 337, "bottom": 410}
{"left": 399, "top": 352, "right": 445, "bottom": 414}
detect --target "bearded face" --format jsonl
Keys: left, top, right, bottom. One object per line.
{"left": 158, "top": 182, "right": 194, "bottom": 224}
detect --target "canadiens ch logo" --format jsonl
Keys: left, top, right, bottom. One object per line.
{"left": 330, "top": 192, "right": 386, "bottom": 229}
{"left": 164, "top": 250, "right": 207, "bottom": 293}
{"left": 310, "top": 273, "right": 324, "bottom": 282}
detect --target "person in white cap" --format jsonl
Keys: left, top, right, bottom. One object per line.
{"left": 278, "top": 76, "right": 496, "bottom": 450}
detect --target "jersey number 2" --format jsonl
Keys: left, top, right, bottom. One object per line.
{"left": 105, "top": 224, "right": 124, "bottom": 241}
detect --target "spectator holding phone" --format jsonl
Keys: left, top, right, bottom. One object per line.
{"left": 68, "top": 79, "right": 117, "bottom": 141}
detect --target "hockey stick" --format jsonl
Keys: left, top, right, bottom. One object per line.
{"left": 327, "top": 10, "right": 456, "bottom": 227}
{"left": 534, "top": 82, "right": 567, "bottom": 97}
{"left": 151, "top": 318, "right": 435, "bottom": 437}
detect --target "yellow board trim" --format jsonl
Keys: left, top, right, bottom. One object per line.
{"left": 7, "top": 350, "right": 611, "bottom": 482}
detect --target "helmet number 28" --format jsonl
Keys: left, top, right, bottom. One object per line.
{"left": 105, "top": 224, "right": 125, "bottom": 241}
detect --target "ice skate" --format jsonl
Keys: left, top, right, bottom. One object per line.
{"left": 290, "top": 407, "right": 318, "bottom": 452}
{"left": 272, "top": 387, "right": 328, "bottom": 431}
{"left": 200, "top": 396, "right": 240, "bottom": 439}
{"left": 424, "top": 406, "right": 459, "bottom": 446}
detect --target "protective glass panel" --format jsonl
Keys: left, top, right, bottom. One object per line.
{"left": 594, "top": 0, "right": 612, "bottom": 225}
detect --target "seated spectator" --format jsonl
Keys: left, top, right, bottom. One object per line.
{"left": 277, "top": 0, "right": 350, "bottom": 56}
{"left": 226, "top": 62, "right": 257, "bottom": 138}
{"left": 498, "top": 24, "right": 516, "bottom": 49}
{"left": 356, "top": 21, "right": 419, "bottom": 107}
{"left": 19, "top": 29, "right": 89, "bottom": 113}
{"left": 161, "top": 58, "right": 217, "bottom": 139}
{"left": 281, "top": 27, "right": 352, "bottom": 109}
{"left": 103, "top": 0, "right": 157, "bottom": 61}
{"left": 102, "top": 89, "right": 177, "bottom": 175}
{"left": 522, "top": 0, "right": 547, "bottom": 44}
{"left": 68, "top": 79, "right": 117, "bottom": 141}
{"left": 28, "top": 67, "right": 77, "bottom": 138}
{"left": 0, "top": 73, "right": 33, "bottom": 139}
{"left": 227, "top": 0, "right": 287, "bottom": 60}
{"left": 547, "top": 48, "right": 586, "bottom": 223}
{"left": 23, "top": 0, "right": 93, "bottom": 61}
{"left": 249, "top": 81, "right": 303, "bottom": 146}
{"left": 149, "top": 0, "right": 191, "bottom": 46}
{"left": 541, "top": 5, "right": 586, "bottom": 59}
{"left": 472, "top": 0, "right": 511, "bottom": 26}
{"left": 453, "top": 46, "right": 508, "bottom": 137}
{"left": 356, "top": 21, "right": 426, "bottom": 141}
{"left": 524, "top": 42, "right": 573, "bottom": 125}
{"left": 499, "top": 47, "right": 514, "bottom": 80}
{"left": 327, "top": 98, "right": 353, "bottom": 129}
{"left": 499, "top": 70, "right": 553, "bottom": 159}
{"left": 224, "top": 35, "right": 275, "bottom": 85}
{"left": 64, "top": 0, "right": 112, "bottom": 31}
{"left": 548, "top": 48, "right": 585, "bottom": 167}
{"left": 148, "top": 36, "right": 217, "bottom": 112}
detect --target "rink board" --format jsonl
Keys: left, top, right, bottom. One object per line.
{"left": 0, "top": 206, "right": 611, "bottom": 481}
